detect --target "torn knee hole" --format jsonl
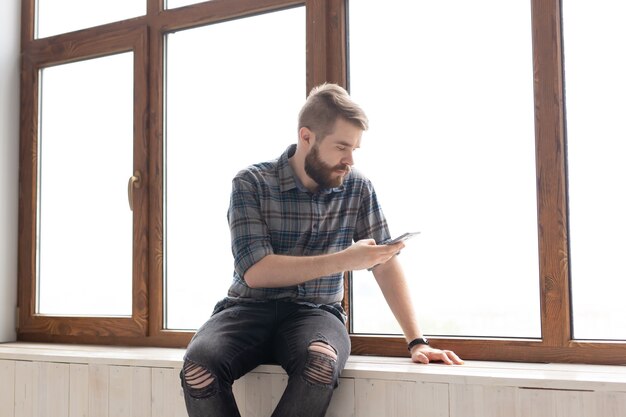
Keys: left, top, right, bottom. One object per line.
{"left": 303, "top": 341, "right": 338, "bottom": 386}
{"left": 183, "top": 360, "right": 215, "bottom": 398}
{"left": 308, "top": 341, "right": 338, "bottom": 360}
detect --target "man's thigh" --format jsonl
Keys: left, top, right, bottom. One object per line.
{"left": 184, "top": 300, "right": 277, "bottom": 382}
{"left": 272, "top": 303, "right": 351, "bottom": 378}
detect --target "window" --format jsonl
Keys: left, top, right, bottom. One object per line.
{"left": 166, "top": 0, "right": 200, "bottom": 10}
{"left": 164, "top": 7, "right": 305, "bottom": 330}
{"left": 562, "top": 0, "right": 626, "bottom": 341}
{"left": 18, "top": 0, "right": 335, "bottom": 347}
{"left": 37, "top": 0, "right": 145, "bottom": 38}
{"left": 38, "top": 53, "right": 134, "bottom": 317}
{"left": 17, "top": 0, "right": 626, "bottom": 364}
{"left": 19, "top": 25, "right": 149, "bottom": 338}
{"left": 348, "top": 0, "right": 540, "bottom": 339}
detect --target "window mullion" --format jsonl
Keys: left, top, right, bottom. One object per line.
{"left": 306, "top": 0, "right": 347, "bottom": 92}
{"left": 530, "top": 0, "right": 571, "bottom": 348}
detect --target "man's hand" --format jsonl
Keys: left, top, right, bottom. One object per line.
{"left": 410, "top": 344, "right": 464, "bottom": 365}
{"left": 342, "top": 239, "right": 405, "bottom": 271}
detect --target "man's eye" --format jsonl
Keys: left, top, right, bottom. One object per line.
{"left": 337, "top": 146, "right": 346, "bottom": 151}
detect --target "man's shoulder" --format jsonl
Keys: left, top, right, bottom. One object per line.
{"left": 343, "top": 167, "right": 374, "bottom": 188}
{"left": 233, "top": 146, "right": 294, "bottom": 190}
{"left": 234, "top": 159, "right": 279, "bottom": 182}
{"left": 231, "top": 159, "right": 287, "bottom": 198}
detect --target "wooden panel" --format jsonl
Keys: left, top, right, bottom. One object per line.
{"left": 243, "top": 372, "right": 269, "bottom": 416}
{"left": 355, "top": 379, "right": 419, "bottom": 417}
{"left": 0, "top": 360, "right": 15, "bottom": 417}
{"left": 38, "top": 362, "right": 70, "bottom": 417}
{"left": 241, "top": 373, "right": 355, "bottom": 417}
{"left": 450, "top": 384, "right": 518, "bottom": 417}
{"left": 233, "top": 374, "right": 248, "bottom": 412}
{"left": 327, "top": 377, "right": 355, "bottom": 417}
{"left": 14, "top": 361, "right": 37, "bottom": 417}
{"left": 3, "top": 356, "right": 625, "bottom": 417}
{"left": 554, "top": 390, "right": 594, "bottom": 417}
{"left": 519, "top": 388, "right": 593, "bottom": 417}
{"left": 132, "top": 367, "right": 152, "bottom": 417}
{"left": 269, "top": 373, "right": 289, "bottom": 411}
{"left": 109, "top": 366, "right": 132, "bottom": 417}
{"left": 69, "top": 364, "right": 88, "bottom": 417}
{"left": 596, "top": 391, "right": 626, "bottom": 417}
{"left": 108, "top": 366, "right": 151, "bottom": 417}
{"left": 243, "top": 372, "right": 288, "bottom": 417}
{"left": 354, "top": 379, "right": 449, "bottom": 417}
{"left": 519, "top": 389, "right": 553, "bottom": 417}
{"left": 88, "top": 364, "right": 109, "bottom": 417}
{"left": 151, "top": 367, "right": 186, "bottom": 417}
{"left": 415, "top": 381, "right": 449, "bottom": 417}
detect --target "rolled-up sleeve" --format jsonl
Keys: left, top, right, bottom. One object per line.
{"left": 354, "top": 179, "right": 391, "bottom": 244}
{"left": 228, "top": 174, "right": 274, "bottom": 278}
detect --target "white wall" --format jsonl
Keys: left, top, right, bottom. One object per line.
{"left": 0, "top": 0, "right": 20, "bottom": 342}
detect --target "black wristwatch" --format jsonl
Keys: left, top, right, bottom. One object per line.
{"left": 407, "top": 337, "right": 429, "bottom": 352}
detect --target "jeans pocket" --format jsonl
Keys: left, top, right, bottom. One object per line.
{"left": 211, "top": 297, "right": 236, "bottom": 316}
{"left": 319, "top": 303, "right": 347, "bottom": 324}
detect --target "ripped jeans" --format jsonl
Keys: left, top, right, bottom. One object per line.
{"left": 180, "top": 299, "right": 351, "bottom": 417}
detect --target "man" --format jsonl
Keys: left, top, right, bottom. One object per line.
{"left": 181, "top": 83, "right": 463, "bottom": 417}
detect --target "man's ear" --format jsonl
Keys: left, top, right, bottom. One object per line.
{"left": 299, "top": 127, "right": 315, "bottom": 147}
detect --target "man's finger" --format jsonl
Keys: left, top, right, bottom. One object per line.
{"left": 445, "top": 350, "right": 465, "bottom": 365}
{"left": 412, "top": 351, "right": 430, "bottom": 364}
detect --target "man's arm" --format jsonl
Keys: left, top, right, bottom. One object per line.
{"left": 244, "top": 239, "right": 404, "bottom": 288}
{"left": 372, "top": 257, "right": 464, "bottom": 365}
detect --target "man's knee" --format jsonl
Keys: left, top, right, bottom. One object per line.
{"left": 303, "top": 340, "right": 339, "bottom": 386}
{"left": 181, "top": 359, "right": 217, "bottom": 399}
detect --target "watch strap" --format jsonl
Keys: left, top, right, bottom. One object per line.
{"left": 407, "top": 337, "right": 429, "bottom": 352}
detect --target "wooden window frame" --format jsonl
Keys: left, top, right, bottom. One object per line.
{"left": 17, "top": 0, "right": 626, "bottom": 364}
{"left": 17, "top": 23, "right": 151, "bottom": 340}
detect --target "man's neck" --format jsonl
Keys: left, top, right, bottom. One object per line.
{"left": 288, "top": 153, "right": 318, "bottom": 193}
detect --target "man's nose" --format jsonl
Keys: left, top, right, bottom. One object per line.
{"left": 342, "top": 152, "right": 354, "bottom": 166}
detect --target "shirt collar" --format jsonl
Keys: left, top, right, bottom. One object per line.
{"left": 278, "top": 144, "right": 346, "bottom": 194}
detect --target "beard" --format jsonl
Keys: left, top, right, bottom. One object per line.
{"left": 304, "top": 144, "right": 351, "bottom": 189}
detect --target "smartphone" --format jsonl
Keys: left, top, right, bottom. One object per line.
{"left": 368, "top": 232, "right": 420, "bottom": 271}
{"left": 386, "top": 232, "right": 420, "bottom": 245}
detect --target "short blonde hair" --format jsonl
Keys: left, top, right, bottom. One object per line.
{"left": 298, "top": 83, "right": 369, "bottom": 140}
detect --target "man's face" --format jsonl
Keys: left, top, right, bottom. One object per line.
{"left": 304, "top": 118, "right": 362, "bottom": 189}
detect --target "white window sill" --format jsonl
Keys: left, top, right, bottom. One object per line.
{"left": 1, "top": 342, "right": 625, "bottom": 392}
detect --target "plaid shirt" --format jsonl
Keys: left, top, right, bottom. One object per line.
{"left": 226, "top": 144, "right": 391, "bottom": 305}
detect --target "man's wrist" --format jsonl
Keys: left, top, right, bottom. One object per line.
{"left": 407, "top": 337, "right": 429, "bottom": 352}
